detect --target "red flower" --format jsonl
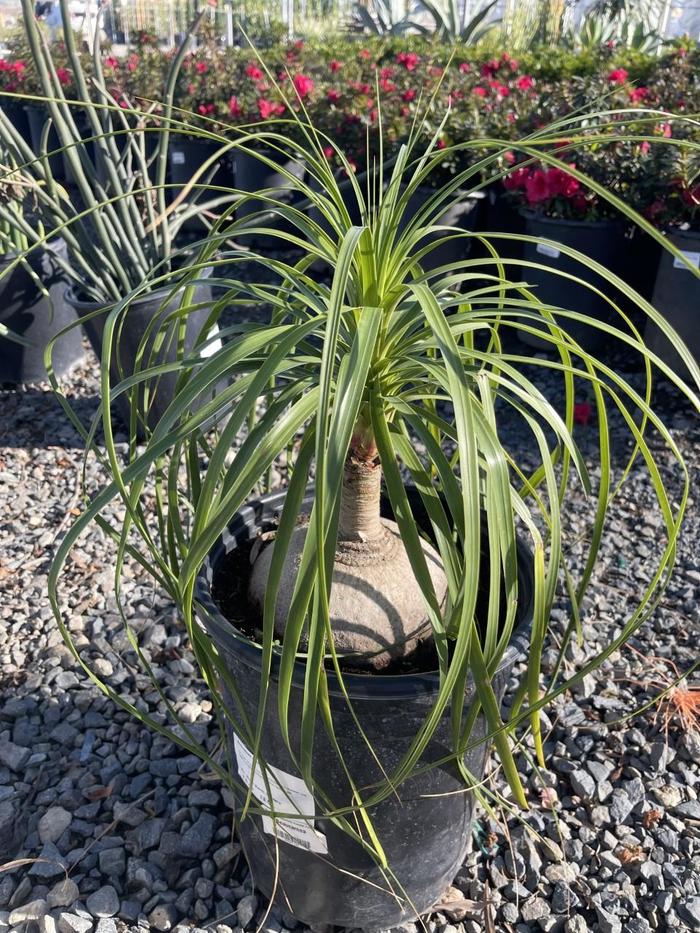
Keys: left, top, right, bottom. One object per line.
{"left": 572, "top": 193, "right": 589, "bottom": 214}
{"left": 629, "top": 86, "right": 648, "bottom": 103}
{"left": 437, "top": 138, "right": 446, "bottom": 150}
{"left": 257, "top": 98, "right": 284, "bottom": 119}
{"left": 396, "top": 51, "right": 419, "bottom": 71}
{"left": 503, "top": 166, "right": 530, "bottom": 190}
{"left": 481, "top": 59, "right": 499, "bottom": 77}
{"left": 546, "top": 167, "right": 580, "bottom": 198}
{"left": 56, "top": 68, "right": 71, "bottom": 86}
{"left": 195, "top": 61, "right": 207, "bottom": 74}
{"left": 323, "top": 146, "right": 334, "bottom": 159}
{"left": 380, "top": 77, "right": 396, "bottom": 92}
{"left": 658, "top": 122, "right": 672, "bottom": 138}
{"left": 329, "top": 59, "right": 342, "bottom": 72}
{"left": 246, "top": 64, "right": 264, "bottom": 80}
{"left": 380, "top": 66, "right": 394, "bottom": 79}
{"left": 197, "top": 103, "right": 214, "bottom": 115}
{"left": 607, "top": 68, "right": 629, "bottom": 84}
{"left": 127, "top": 54, "right": 139, "bottom": 72}
{"left": 430, "top": 66, "right": 444, "bottom": 77}
{"left": 640, "top": 140, "right": 650, "bottom": 154}
{"left": 517, "top": 75, "right": 533, "bottom": 90}
{"left": 293, "top": 74, "right": 314, "bottom": 98}
{"left": 103, "top": 56, "right": 119, "bottom": 70}
{"left": 525, "top": 169, "right": 550, "bottom": 204}
{"left": 358, "top": 48, "right": 371, "bottom": 59}
{"left": 327, "top": 89, "right": 341, "bottom": 103}
{"left": 473, "top": 86, "right": 487, "bottom": 97}
{"left": 459, "top": 62, "right": 471, "bottom": 73}
{"left": 573, "top": 402, "right": 592, "bottom": 426}
{"left": 229, "top": 95, "right": 241, "bottom": 118}
{"left": 402, "top": 89, "right": 416, "bottom": 102}
{"left": 187, "top": 82, "right": 195, "bottom": 94}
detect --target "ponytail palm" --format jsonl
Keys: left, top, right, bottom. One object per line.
{"left": 48, "top": 97, "right": 700, "bottom": 862}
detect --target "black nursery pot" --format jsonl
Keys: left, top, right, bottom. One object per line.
{"left": 233, "top": 148, "right": 305, "bottom": 249}
{"left": 195, "top": 487, "right": 534, "bottom": 929}
{"left": 400, "top": 187, "right": 485, "bottom": 272}
{"left": 518, "top": 211, "right": 628, "bottom": 352}
{"left": 168, "top": 138, "right": 235, "bottom": 227}
{"left": 0, "top": 238, "right": 84, "bottom": 384}
{"left": 24, "top": 104, "right": 66, "bottom": 181}
{"left": 645, "top": 228, "right": 700, "bottom": 378}
{"left": 65, "top": 266, "right": 218, "bottom": 430}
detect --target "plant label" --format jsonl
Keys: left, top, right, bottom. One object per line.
{"left": 201, "top": 324, "right": 223, "bottom": 359}
{"left": 536, "top": 243, "right": 561, "bottom": 259}
{"left": 673, "top": 250, "right": 700, "bottom": 271}
{"left": 172, "top": 151, "right": 186, "bottom": 165}
{"left": 233, "top": 734, "right": 328, "bottom": 854}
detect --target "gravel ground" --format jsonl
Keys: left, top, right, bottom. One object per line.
{"left": 0, "top": 330, "right": 699, "bottom": 933}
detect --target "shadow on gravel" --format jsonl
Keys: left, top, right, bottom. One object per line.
{"left": 0, "top": 388, "right": 104, "bottom": 450}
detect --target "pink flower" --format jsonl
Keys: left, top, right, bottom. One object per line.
{"left": 402, "top": 89, "right": 416, "bottom": 102}
{"left": 437, "top": 138, "right": 446, "bottom": 150}
{"left": 358, "top": 48, "right": 371, "bottom": 59}
{"left": 246, "top": 63, "right": 264, "bottom": 80}
{"left": 503, "top": 166, "right": 530, "bottom": 190}
{"left": 229, "top": 95, "right": 241, "bottom": 118}
{"left": 329, "top": 59, "right": 342, "bottom": 72}
{"left": 517, "top": 75, "right": 533, "bottom": 90}
{"left": 293, "top": 73, "right": 314, "bottom": 98}
{"left": 195, "top": 61, "right": 207, "bottom": 74}
{"left": 481, "top": 59, "right": 500, "bottom": 77}
{"left": 525, "top": 169, "right": 550, "bottom": 204}
{"left": 659, "top": 122, "right": 672, "bottom": 138}
{"left": 459, "top": 62, "right": 471, "bottom": 73}
{"left": 323, "top": 145, "right": 334, "bottom": 159}
{"left": 257, "top": 98, "right": 284, "bottom": 119}
{"left": 640, "top": 140, "right": 650, "bottom": 154}
{"left": 607, "top": 68, "right": 629, "bottom": 84}
{"left": 327, "top": 89, "right": 341, "bottom": 103}
{"left": 574, "top": 402, "right": 592, "bottom": 426}
{"left": 396, "top": 51, "right": 419, "bottom": 71}
{"left": 629, "top": 86, "right": 648, "bottom": 103}
{"left": 544, "top": 167, "right": 580, "bottom": 198}
{"left": 473, "top": 86, "right": 487, "bottom": 97}
{"left": 380, "top": 77, "right": 396, "bottom": 92}
{"left": 56, "top": 68, "right": 71, "bottom": 86}
{"left": 103, "top": 56, "right": 119, "bottom": 70}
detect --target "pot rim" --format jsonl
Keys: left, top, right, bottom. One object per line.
{"left": 0, "top": 235, "right": 66, "bottom": 265}
{"left": 519, "top": 208, "right": 623, "bottom": 231}
{"left": 194, "top": 487, "right": 535, "bottom": 700}
{"left": 64, "top": 262, "right": 213, "bottom": 311}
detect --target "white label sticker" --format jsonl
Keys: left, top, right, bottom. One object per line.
{"left": 200, "top": 324, "right": 222, "bottom": 359}
{"left": 536, "top": 243, "right": 561, "bottom": 259}
{"left": 172, "top": 150, "right": 186, "bottom": 165}
{"left": 233, "top": 735, "right": 328, "bottom": 854}
{"left": 673, "top": 250, "right": 700, "bottom": 271}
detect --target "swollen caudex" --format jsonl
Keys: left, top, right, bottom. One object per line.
{"left": 248, "top": 459, "right": 448, "bottom": 670}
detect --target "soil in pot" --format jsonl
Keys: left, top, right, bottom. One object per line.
{"left": 517, "top": 211, "right": 628, "bottom": 353}
{"left": 645, "top": 227, "right": 700, "bottom": 380}
{"left": 195, "top": 486, "right": 534, "bottom": 928}
{"left": 0, "top": 238, "right": 84, "bottom": 384}
{"left": 66, "top": 266, "right": 221, "bottom": 431}
{"left": 233, "top": 148, "right": 306, "bottom": 250}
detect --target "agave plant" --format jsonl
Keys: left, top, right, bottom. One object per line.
{"left": 351, "top": 0, "right": 414, "bottom": 35}
{"left": 414, "top": 0, "right": 500, "bottom": 42}
{"left": 46, "top": 75, "right": 700, "bottom": 922}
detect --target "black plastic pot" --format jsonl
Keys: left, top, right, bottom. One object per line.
{"left": 233, "top": 148, "right": 305, "bottom": 249}
{"left": 24, "top": 104, "right": 65, "bottom": 181}
{"left": 195, "top": 487, "right": 534, "bottom": 928}
{"left": 0, "top": 238, "right": 84, "bottom": 384}
{"left": 0, "top": 99, "right": 32, "bottom": 147}
{"left": 65, "top": 266, "right": 218, "bottom": 429}
{"left": 168, "top": 138, "right": 235, "bottom": 228}
{"left": 400, "top": 187, "right": 485, "bottom": 272}
{"left": 645, "top": 228, "right": 700, "bottom": 379}
{"left": 518, "top": 212, "right": 628, "bottom": 352}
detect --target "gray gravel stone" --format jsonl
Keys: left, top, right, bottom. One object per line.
{"left": 9, "top": 899, "right": 48, "bottom": 923}
{"left": 57, "top": 913, "right": 93, "bottom": 933}
{"left": 678, "top": 897, "right": 700, "bottom": 930}
{"left": 149, "top": 904, "right": 178, "bottom": 931}
{"left": 86, "top": 886, "right": 119, "bottom": 919}
{"left": 570, "top": 769, "right": 596, "bottom": 799}
{"left": 237, "top": 894, "right": 258, "bottom": 929}
{"left": 0, "top": 741, "right": 30, "bottom": 772}
{"left": 38, "top": 806, "right": 73, "bottom": 843}
{"left": 47, "top": 879, "right": 79, "bottom": 909}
